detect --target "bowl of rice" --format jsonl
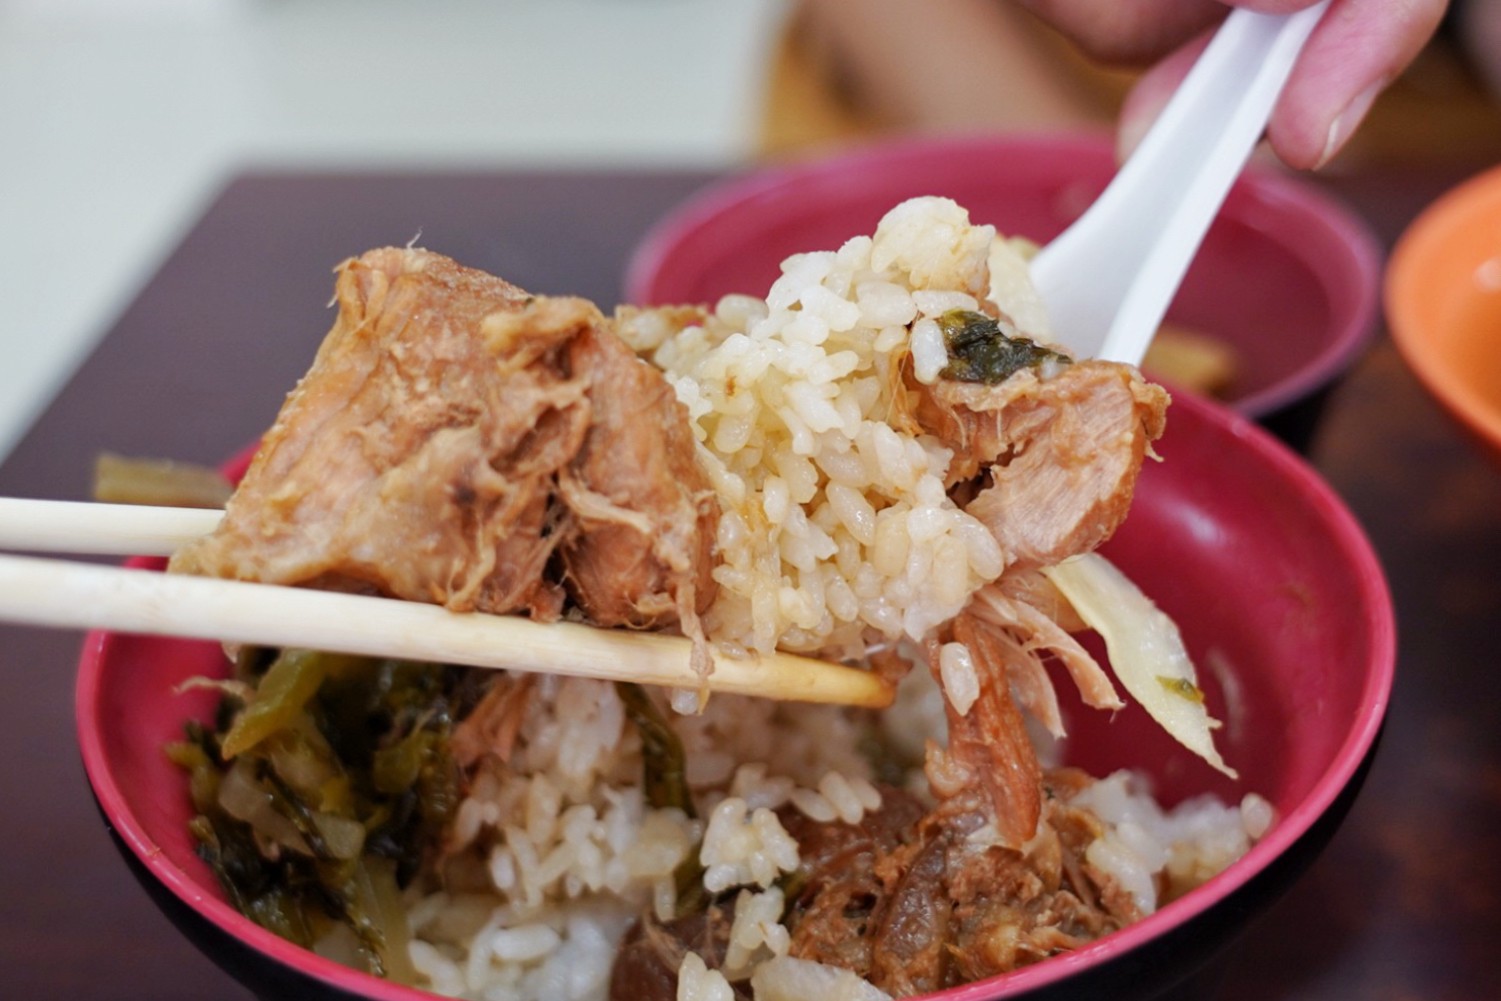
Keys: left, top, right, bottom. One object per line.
{"left": 77, "top": 194, "right": 1392, "bottom": 1001}
{"left": 626, "top": 132, "right": 1382, "bottom": 452}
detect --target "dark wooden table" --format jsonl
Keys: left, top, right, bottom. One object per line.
{"left": 1, "top": 162, "right": 1497, "bottom": 1000}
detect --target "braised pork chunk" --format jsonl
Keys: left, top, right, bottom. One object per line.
{"left": 170, "top": 247, "right": 717, "bottom": 633}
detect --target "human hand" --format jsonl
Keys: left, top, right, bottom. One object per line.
{"left": 1017, "top": 0, "right": 1450, "bottom": 169}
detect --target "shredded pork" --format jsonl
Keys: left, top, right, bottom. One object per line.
{"left": 611, "top": 779, "right": 1137, "bottom": 1000}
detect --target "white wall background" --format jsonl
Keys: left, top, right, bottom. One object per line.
{"left": 0, "top": 0, "right": 790, "bottom": 461}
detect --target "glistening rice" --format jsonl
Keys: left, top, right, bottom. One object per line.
{"left": 407, "top": 674, "right": 891, "bottom": 999}
{"left": 618, "top": 197, "right": 1013, "bottom": 665}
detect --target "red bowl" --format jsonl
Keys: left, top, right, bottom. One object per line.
{"left": 625, "top": 132, "right": 1382, "bottom": 451}
{"left": 76, "top": 389, "right": 1393, "bottom": 1000}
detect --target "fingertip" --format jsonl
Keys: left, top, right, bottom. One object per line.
{"left": 1275, "top": 74, "right": 1387, "bottom": 171}
{"left": 1268, "top": 0, "right": 1446, "bottom": 169}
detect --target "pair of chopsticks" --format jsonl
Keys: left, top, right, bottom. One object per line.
{"left": 0, "top": 497, "right": 892, "bottom": 708}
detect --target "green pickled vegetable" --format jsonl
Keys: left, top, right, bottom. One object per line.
{"left": 221, "top": 650, "right": 349, "bottom": 759}
{"left": 671, "top": 850, "right": 712, "bottom": 921}
{"left": 92, "top": 452, "right": 233, "bottom": 509}
{"left": 339, "top": 855, "right": 418, "bottom": 981}
{"left": 616, "top": 681, "right": 697, "bottom": 820}
{"left": 172, "top": 650, "right": 466, "bottom": 977}
{"left": 616, "top": 681, "right": 711, "bottom": 918}
{"left": 936, "top": 309, "right": 1070, "bottom": 384}
{"left": 166, "top": 722, "right": 222, "bottom": 813}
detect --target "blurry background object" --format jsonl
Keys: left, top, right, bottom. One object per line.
{"left": 0, "top": 0, "right": 791, "bottom": 465}
{"left": 762, "top": 0, "right": 1121, "bottom": 154}
{"left": 1457, "top": 0, "right": 1501, "bottom": 100}
{"left": 762, "top": 0, "right": 1501, "bottom": 167}
{"left": 9, "top": 0, "right": 1500, "bottom": 470}
{"left": 1385, "top": 161, "right": 1501, "bottom": 466}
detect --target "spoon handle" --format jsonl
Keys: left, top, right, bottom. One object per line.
{"left": 1031, "top": 2, "right": 1330, "bottom": 366}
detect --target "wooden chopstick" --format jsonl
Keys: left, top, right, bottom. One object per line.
{"left": 0, "top": 500, "right": 893, "bottom": 709}
{"left": 0, "top": 498, "right": 222, "bottom": 556}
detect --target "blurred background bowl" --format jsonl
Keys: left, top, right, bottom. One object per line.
{"left": 76, "top": 389, "right": 1393, "bottom": 1001}
{"left": 625, "top": 132, "right": 1383, "bottom": 452}
{"left": 1385, "top": 162, "right": 1501, "bottom": 466}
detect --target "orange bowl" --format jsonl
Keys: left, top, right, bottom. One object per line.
{"left": 1386, "top": 164, "right": 1501, "bottom": 464}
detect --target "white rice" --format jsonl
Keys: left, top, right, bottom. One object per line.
{"left": 723, "top": 887, "right": 791, "bottom": 978}
{"left": 387, "top": 198, "right": 1271, "bottom": 1000}
{"left": 409, "top": 672, "right": 896, "bottom": 1000}
{"left": 677, "top": 953, "right": 735, "bottom": 1001}
{"left": 619, "top": 196, "right": 1008, "bottom": 662}
{"left": 937, "top": 641, "right": 980, "bottom": 716}
{"left": 699, "top": 798, "right": 800, "bottom": 893}
{"left": 750, "top": 955, "right": 895, "bottom": 1001}
{"left": 1069, "top": 770, "right": 1275, "bottom": 914}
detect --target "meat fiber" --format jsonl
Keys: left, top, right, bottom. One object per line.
{"left": 919, "top": 359, "right": 1168, "bottom": 570}
{"left": 558, "top": 323, "right": 717, "bottom": 634}
{"left": 908, "top": 357, "right": 1166, "bottom": 849}
{"left": 609, "top": 903, "right": 750, "bottom": 1001}
{"left": 170, "top": 247, "right": 717, "bottom": 635}
{"left": 799, "top": 781, "right": 1132, "bottom": 996}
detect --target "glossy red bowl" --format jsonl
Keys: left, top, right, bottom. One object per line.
{"left": 1385, "top": 163, "right": 1501, "bottom": 466}
{"left": 626, "top": 132, "right": 1383, "bottom": 452}
{"left": 76, "top": 388, "right": 1393, "bottom": 1001}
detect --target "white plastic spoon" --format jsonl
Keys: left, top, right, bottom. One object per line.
{"left": 1030, "top": 2, "right": 1331, "bottom": 366}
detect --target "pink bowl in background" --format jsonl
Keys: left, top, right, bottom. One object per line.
{"left": 626, "top": 132, "right": 1383, "bottom": 452}
{"left": 77, "top": 387, "right": 1393, "bottom": 1001}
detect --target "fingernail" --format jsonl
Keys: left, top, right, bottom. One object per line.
{"left": 1315, "top": 78, "right": 1387, "bottom": 170}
